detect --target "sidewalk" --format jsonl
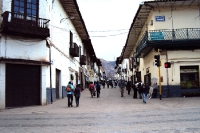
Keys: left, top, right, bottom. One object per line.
{"left": 1, "top": 86, "right": 200, "bottom": 115}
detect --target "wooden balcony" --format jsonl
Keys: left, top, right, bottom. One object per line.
{"left": 80, "top": 55, "right": 86, "bottom": 65}
{"left": 135, "top": 28, "right": 200, "bottom": 58}
{"left": 0, "top": 11, "right": 50, "bottom": 39}
{"left": 96, "top": 59, "right": 102, "bottom": 66}
{"left": 70, "top": 43, "right": 79, "bottom": 57}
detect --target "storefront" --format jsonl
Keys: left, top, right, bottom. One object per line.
{"left": 180, "top": 66, "right": 199, "bottom": 89}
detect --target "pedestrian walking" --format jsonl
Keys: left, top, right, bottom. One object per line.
{"left": 118, "top": 77, "right": 126, "bottom": 97}
{"left": 66, "top": 81, "right": 74, "bottom": 107}
{"left": 88, "top": 81, "right": 95, "bottom": 98}
{"left": 110, "top": 80, "right": 113, "bottom": 88}
{"left": 96, "top": 81, "right": 101, "bottom": 98}
{"left": 112, "top": 80, "right": 116, "bottom": 88}
{"left": 133, "top": 82, "right": 137, "bottom": 98}
{"left": 74, "top": 83, "right": 82, "bottom": 107}
{"left": 126, "top": 80, "right": 131, "bottom": 95}
{"left": 136, "top": 82, "right": 142, "bottom": 99}
{"left": 107, "top": 80, "right": 109, "bottom": 88}
{"left": 102, "top": 80, "right": 105, "bottom": 89}
{"left": 141, "top": 83, "right": 147, "bottom": 103}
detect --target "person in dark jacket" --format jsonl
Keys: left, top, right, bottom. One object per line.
{"left": 96, "top": 81, "right": 101, "bottom": 98}
{"left": 133, "top": 82, "right": 137, "bottom": 99}
{"left": 141, "top": 83, "right": 147, "bottom": 103}
{"left": 126, "top": 81, "right": 131, "bottom": 95}
{"left": 74, "top": 83, "right": 82, "bottom": 107}
{"left": 118, "top": 78, "right": 126, "bottom": 97}
{"left": 102, "top": 80, "right": 105, "bottom": 88}
{"left": 106, "top": 80, "right": 109, "bottom": 88}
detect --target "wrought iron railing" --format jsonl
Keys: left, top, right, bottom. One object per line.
{"left": 70, "top": 43, "right": 79, "bottom": 57}
{"left": 136, "top": 28, "right": 200, "bottom": 55}
{"left": 2, "top": 11, "right": 50, "bottom": 28}
{"left": 80, "top": 55, "right": 86, "bottom": 65}
{"left": 136, "top": 31, "right": 148, "bottom": 55}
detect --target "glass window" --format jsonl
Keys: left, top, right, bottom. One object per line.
{"left": 32, "top": 4, "right": 36, "bottom": 9}
{"left": 14, "top": 6, "right": 19, "bottom": 12}
{"left": 20, "top": 1, "right": 24, "bottom": 7}
{"left": 14, "top": 1, "right": 20, "bottom": 6}
{"left": 13, "top": 0, "right": 38, "bottom": 18}
{"left": 27, "top": 9, "right": 31, "bottom": 15}
{"left": 27, "top": 3, "right": 31, "bottom": 8}
{"left": 180, "top": 66, "right": 199, "bottom": 89}
{"left": 32, "top": 10, "right": 36, "bottom": 16}
{"left": 19, "top": 7, "right": 24, "bottom": 13}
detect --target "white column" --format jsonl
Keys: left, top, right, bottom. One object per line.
{"left": 0, "top": 64, "right": 5, "bottom": 109}
{"left": 41, "top": 66, "right": 47, "bottom": 105}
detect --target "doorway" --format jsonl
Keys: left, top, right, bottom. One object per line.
{"left": 56, "top": 69, "right": 60, "bottom": 99}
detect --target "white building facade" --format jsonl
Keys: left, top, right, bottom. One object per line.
{"left": 0, "top": 0, "right": 99, "bottom": 109}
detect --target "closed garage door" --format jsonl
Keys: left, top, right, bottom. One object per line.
{"left": 6, "top": 64, "right": 40, "bottom": 107}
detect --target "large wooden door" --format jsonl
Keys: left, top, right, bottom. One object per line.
{"left": 6, "top": 64, "right": 40, "bottom": 107}
{"left": 56, "top": 69, "right": 60, "bottom": 99}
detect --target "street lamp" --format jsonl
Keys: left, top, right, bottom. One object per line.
{"left": 60, "top": 16, "right": 74, "bottom": 23}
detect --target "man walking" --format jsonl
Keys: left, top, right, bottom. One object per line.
{"left": 141, "top": 83, "right": 147, "bottom": 103}
{"left": 118, "top": 77, "right": 126, "bottom": 97}
{"left": 96, "top": 81, "right": 101, "bottom": 98}
{"left": 74, "top": 83, "right": 82, "bottom": 107}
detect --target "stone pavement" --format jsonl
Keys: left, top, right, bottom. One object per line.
{"left": 0, "top": 86, "right": 200, "bottom": 133}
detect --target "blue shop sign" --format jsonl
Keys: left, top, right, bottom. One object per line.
{"left": 155, "top": 16, "right": 165, "bottom": 22}
{"left": 150, "top": 32, "right": 164, "bottom": 40}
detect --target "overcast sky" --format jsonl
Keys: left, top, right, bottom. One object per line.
{"left": 77, "top": 0, "right": 144, "bottom": 61}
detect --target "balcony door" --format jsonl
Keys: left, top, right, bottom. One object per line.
{"left": 12, "top": 0, "right": 39, "bottom": 21}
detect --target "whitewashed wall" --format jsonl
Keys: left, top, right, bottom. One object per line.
{"left": 46, "top": 0, "right": 84, "bottom": 89}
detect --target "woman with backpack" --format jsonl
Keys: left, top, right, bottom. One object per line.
{"left": 88, "top": 81, "right": 95, "bottom": 98}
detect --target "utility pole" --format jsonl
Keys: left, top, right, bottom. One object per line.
{"left": 158, "top": 49, "right": 162, "bottom": 100}
{"left": 154, "top": 49, "right": 162, "bottom": 100}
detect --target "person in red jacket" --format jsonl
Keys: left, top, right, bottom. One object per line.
{"left": 88, "top": 81, "right": 95, "bottom": 98}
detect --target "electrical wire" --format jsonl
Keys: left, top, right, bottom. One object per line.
{"left": 88, "top": 29, "right": 129, "bottom": 32}
{"left": 49, "top": 24, "right": 129, "bottom": 37}
{"left": 90, "top": 32, "right": 129, "bottom": 37}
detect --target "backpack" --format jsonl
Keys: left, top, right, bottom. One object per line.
{"left": 89, "top": 85, "right": 94, "bottom": 91}
{"left": 66, "top": 85, "right": 71, "bottom": 92}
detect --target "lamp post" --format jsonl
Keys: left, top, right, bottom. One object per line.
{"left": 60, "top": 16, "right": 74, "bottom": 23}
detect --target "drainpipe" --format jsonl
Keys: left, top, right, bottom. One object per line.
{"left": 49, "top": 46, "right": 53, "bottom": 103}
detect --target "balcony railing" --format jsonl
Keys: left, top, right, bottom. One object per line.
{"left": 80, "top": 55, "right": 86, "bottom": 65}
{"left": 0, "top": 11, "right": 50, "bottom": 39}
{"left": 136, "top": 28, "right": 200, "bottom": 57}
{"left": 70, "top": 43, "right": 79, "bottom": 57}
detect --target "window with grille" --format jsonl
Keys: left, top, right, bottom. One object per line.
{"left": 12, "top": 0, "right": 39, "bottom": 20}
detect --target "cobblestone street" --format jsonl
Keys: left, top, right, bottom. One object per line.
{"left": 0, "top": 86, "right": 200, "bottom": 133}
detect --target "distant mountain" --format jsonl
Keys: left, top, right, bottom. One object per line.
{"left": 100, "top": 59, "right": 115, "bottom": 79}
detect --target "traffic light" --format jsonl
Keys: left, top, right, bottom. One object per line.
{"left": 164, "top": 62, "right": 171, "bottom": 68}
{"left": 154, "top": 55, "right": 160, "bottom": 67}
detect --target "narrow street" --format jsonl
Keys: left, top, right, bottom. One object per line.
{"left": 0, "top": 86, "right": 200, "bottom": 133}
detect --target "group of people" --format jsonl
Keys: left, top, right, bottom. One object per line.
{"left": 118, "top": 77, "right": 158, "bottom": 104}
{"left": 88, "top": 81, "right": 101, "bottom": 98}
{"left": 66, "top": 81, "right": 82, "bottom": 107}
{"left": 105, "top": 80, "right": 117, "bottom": 88}
{"left": 66, "top": 79, "right": 158, "bottom": 107}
